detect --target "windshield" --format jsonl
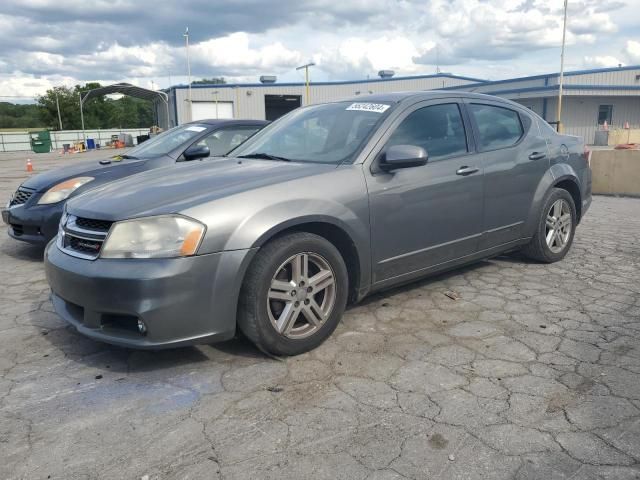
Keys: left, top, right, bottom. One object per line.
{"left": 230, "top": 101, "right": 393, "bottom": 164}
{"left": 126, "top": 124, "right": 209, "bottom": 158}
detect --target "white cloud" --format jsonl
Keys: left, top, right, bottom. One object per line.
{"left": 0, "top": 0, "right": 634, "bottom": 98}
{"left": 623, "top": 40, "right": 640, "bottom": 63}
{"left": 0, "top": 73, "right": 75, "bottom": 100}
{"left": 569, "top": 11, "right": 617, "bottom": 35}
{"left": 583, "top": 55, "right": 624, "bottom": 68}
{"left": 314, "top": 36, "right": 428, "bottom": 78}
{"left": 191, "top": 33, "right": 301, "bottom": 74}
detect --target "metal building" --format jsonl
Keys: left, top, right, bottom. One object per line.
{"left": 446, "top": 65, "right": 640, "bottom": 143}
{"left": 166, "top": 65, "right": 640, "bottom": 144}
{"left": 166, "top": 73, "right": 482, "bottom": 126}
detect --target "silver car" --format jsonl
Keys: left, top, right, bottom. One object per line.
{"left": 45, "top": 92, "right": 592, "bottom": 355}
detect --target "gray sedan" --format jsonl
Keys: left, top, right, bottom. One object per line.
{"left": 45, "top": 91, "right": 591, "bottom": 355}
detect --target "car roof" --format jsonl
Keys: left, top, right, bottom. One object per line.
{"left": 187, "top": 119, "right": 270, "bottom": 127}
{"left": 341, "top": 90, "right": 522, "bottom": 108}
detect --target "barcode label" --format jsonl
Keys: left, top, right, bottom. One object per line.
{"left": 346, "top": 103, "right": 390, "bottom": 113}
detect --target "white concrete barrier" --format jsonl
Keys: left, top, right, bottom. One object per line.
{"left": 0, "top": 129, "right": 150, "bottom": 152}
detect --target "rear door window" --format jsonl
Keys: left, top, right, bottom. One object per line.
{"left": 385, "top": 103, "right": 468, "bottom": 159}
{"left": 469, "top": 104, "right": 524, "bottom": 151}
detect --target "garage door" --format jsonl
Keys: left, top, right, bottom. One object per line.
{"left": 191, "top": 101, "right": 234, "bottom": 121}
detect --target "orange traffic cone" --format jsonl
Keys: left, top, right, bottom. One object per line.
{"left": 26, "top": 158, "right": 33, "bottom": 172}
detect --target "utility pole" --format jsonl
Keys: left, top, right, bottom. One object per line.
{"left": 79, "top": 92, "right": 86, "bottom": 144}
{"left": 184, "top": 27, "right": 192, "bottom": 120}
{"left": 296, "top": 62, "right": 316, "bottom": 106}
{"left": 556, "top": 0, "right": 568, "bottom": 133}
{"left": 55, "top": 91, "right": 63, "bottom": 130}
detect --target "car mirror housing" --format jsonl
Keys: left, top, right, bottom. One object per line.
{"left": 183, "top": 144, "right": 211, "bottom": 161}
{"left": 380, "top": 144, "right": 428, "bottom": 171}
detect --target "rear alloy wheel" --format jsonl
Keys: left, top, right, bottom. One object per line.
{"left": 545, "top": 198, "right": 572, "bottom": 254}
{"left": 522, "top": 187, "right": 577, "bottom": 263}
{"left": 238, "top": 232, "right": 348, "bottom": 356}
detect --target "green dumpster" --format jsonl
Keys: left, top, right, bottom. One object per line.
{"left": 30, "top": 130, "right": 52, "bottom": 154}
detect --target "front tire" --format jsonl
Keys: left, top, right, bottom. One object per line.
{"left": 522, "top": 188, "right": 577, "bottom": 263}
{"left": 238, "top": 232, "right": 349, "bottom": 356}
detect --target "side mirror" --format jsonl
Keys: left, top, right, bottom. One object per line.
{"left": 380, "top": 144, "right": 428, "bottom": 171}
{"left": 183, "top": 144, "right": 210, "bottom": 161}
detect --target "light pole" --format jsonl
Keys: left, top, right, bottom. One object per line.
{"left": 556, "top": 0, "right": 568, "bottom": 133}
{"left": 184, "top": 27, "right": 192, "bottom": 120}
{"left": 78, "top": 92, "right": 86, "bottom": 146}
{"left": 55, "top": 91, "right": 63, "bottom": 130}
{"left": 296, "top": 62, "right": 315, "bottom": 105}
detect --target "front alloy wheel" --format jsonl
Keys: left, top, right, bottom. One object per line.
{"left": 267, "top": 252, "right": 336, "bottom": 339}
{"left": 238, "top": 232, "right": 349, "bottom": 356}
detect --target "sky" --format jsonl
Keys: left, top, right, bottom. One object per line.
{"left": 1, "top": 0, "right": 639, "bottom": 101}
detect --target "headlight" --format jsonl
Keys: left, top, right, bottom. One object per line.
{"left": 38, "top": 177, "right": 94, "bottom": 204}
{"left": 100, "top": 215, "right": 206, "bottom": 259}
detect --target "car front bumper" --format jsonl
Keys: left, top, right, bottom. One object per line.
{"left": 45, "top": 242, "right": 256, "bottom": 349}
{"left": 2, "top": 200, "right": 63, "bottom": 245}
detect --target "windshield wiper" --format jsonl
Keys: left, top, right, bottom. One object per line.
{"left": 237, "top": 152, "right": 291, "bottom": 162}
{"left": 119, "top": 154, "right": 139, "bottom": 159}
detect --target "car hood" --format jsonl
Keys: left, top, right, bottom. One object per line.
{"left": 66, "top": 158, "right": 336, "bottom": 221}
{"left": 20, "top": 157, "right": 149, "bottom": 192}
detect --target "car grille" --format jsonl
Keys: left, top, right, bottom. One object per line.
{"left": 9, "top": 187, "right": 34, "bottom": 206}
{"left": 57, "top": 214, "right": 112, "bottom": 260}
{"left": 75, "top": 217, "right": 113, "bottom": 232}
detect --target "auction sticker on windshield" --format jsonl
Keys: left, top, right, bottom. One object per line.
{"left": 346, "top": 103, "right": 390, "bottom": 113}
{"left": 186, "top": 126, "right": 207, "bottom": 132}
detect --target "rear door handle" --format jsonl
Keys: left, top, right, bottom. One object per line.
{"left": 456, "top": 166, "right": 479, "bottom": 176}
{"left": 528, "top": 152, "right": 546, "bottom": 161}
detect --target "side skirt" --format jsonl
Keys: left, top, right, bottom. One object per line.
{"left": 361, "top": 237, "right": 531, "bottom": 298}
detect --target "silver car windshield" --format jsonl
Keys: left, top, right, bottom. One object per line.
{"left": 126, "top": 124, "right": 208, "bottom": 158}
{"left": 231, "top": 101, "right": 393, "bottom": 164}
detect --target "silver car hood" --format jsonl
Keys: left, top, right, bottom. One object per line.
{"left": 65, "top": 158, "right": 336, "bottom": 221}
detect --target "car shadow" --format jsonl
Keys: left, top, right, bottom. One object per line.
{"left": 34, "top": 302, "right": 268, "bottom": 375}
{"left": 358, "top": 259, "right": 491, "bottom": 306}
{"left": 0, "top": 237, "right": 45, "bottom": 262}
{"left": 32, "top": 252, "right": 535, "bottom": 370}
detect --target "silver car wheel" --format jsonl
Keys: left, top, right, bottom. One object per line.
{"left": 545, "top": 199, "right": 572, "bottom": 254}
{"left": 267, "top": 252, "right": 337, "bottom": 339}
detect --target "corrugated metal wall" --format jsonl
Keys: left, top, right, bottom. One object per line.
{"left": 561, "top": 96, "right": 640, "bottom": 143}
{"left": 171, "top": 75, "right": 476, "bottom": 124}
{"left": 168, "top": 68, "right": 640, "bottom": 145}
{"left": 563, "top": 68, "right": 640, "bottom": 86}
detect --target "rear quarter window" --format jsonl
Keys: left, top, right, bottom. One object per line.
{"left": 469, "top": 104, "right": 524, "bottom": 151}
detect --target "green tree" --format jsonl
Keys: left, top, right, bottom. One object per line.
{"left": 0, "top": 102, "right": 42, "bottom": 128}
{"left": 37, "top": 86, "right": 80, "bottom": 130}
{"left": 35, "top": 83, "right": 154, "bottom": 130}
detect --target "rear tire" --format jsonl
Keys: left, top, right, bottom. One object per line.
{"left": 521, "top": 188, "right": 576, "bottom": 263}
{"left": 238, "top": 232, "right": 349, "bottom": 356}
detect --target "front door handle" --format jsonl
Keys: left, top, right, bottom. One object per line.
{"left": 456, "top": 166, "right": 479, "bottom": 176}
{"left": 528, "top": 151, "right": 546, "bottom": 161}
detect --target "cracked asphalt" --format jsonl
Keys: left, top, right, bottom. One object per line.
{"left": 1, "top": 152, "right": 640, "bottom": 479}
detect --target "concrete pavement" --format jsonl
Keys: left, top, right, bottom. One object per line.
{"left": 1, "top": 153, "right": 639, "bottom": 479}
